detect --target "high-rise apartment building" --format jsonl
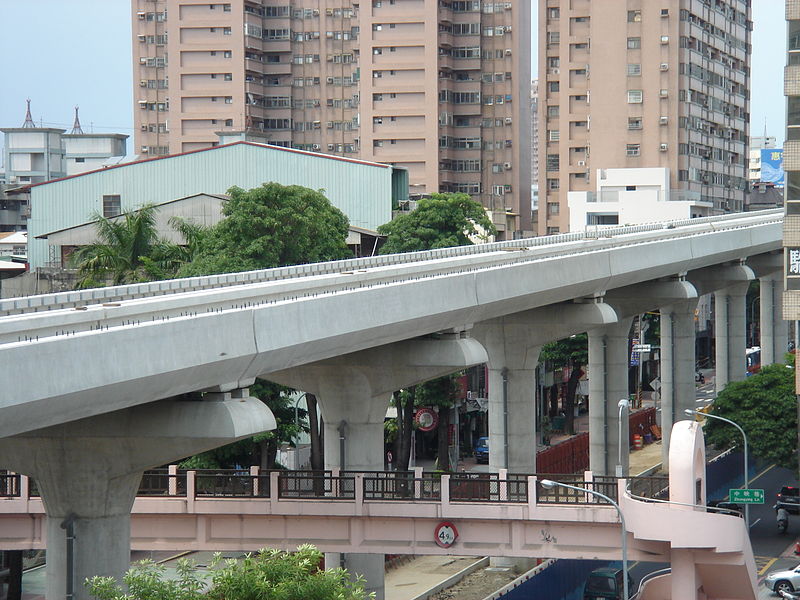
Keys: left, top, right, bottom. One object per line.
{"left": 132, "top": 0, "right": 531, "bottom": 236}
{"left": 784, "top": 3, "right": 800, "bottom": 339}
{"left": 537, "top": 0, "right": 751, "bottom": 235}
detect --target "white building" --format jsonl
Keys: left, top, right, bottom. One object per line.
{"left": 63, "top": 133, "right": 129, "bottom": 176}
{"left": 748, "top": 135, "right": 778, "bottom": 183}
{"left": 568, "top": 168, "right": 712, "bottom": 231}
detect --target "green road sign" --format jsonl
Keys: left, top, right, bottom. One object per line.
{"left": 729, "top": 489, "right": 764, "bottom": 504}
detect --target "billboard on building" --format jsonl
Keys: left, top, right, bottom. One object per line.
{"left": 761, "top": 148, "right": 784, "bottom": 187}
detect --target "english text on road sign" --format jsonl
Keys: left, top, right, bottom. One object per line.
{"left": 729, "top": 489, "right": 764, "bottom": 504}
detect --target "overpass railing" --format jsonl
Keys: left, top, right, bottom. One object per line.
{"left": 0, "top": 209, "right": 781, "bottom": 316}
{"left": 0, "top": 468, "right": 669, "bottom": 505}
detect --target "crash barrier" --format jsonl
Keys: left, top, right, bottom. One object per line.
{"left": 0, "top": 468, "right": 670, "bottom": 505}
{"left": 496, "top": 559, "right": 617, "bottom": 600}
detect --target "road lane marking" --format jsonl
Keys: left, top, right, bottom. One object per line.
{"left": 750, "top": 463, "right": 777, "bottom": 483}
{"left": 759, "top": 557, "right": 778, "bottom": 575}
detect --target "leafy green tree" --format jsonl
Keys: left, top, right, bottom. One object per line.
{"left": 86, "top": 545, "right": 374, "bottom": 600}
{"left": 540, "top": 334, "right": 588, "bottom": 435}
{"left": 703, "top": 364, "right": 797, "bottom": 469}
{"left": 179, "top": 183, "right": 352, "bottom": 276}
{"left": 377, "top": 193, "right": 493, "bottom": 470}
{"left": 377, "top": 193, "right": 496, "bottom": 254}
{"left": 70, "top": 204, "right": 183, "bottom": 287}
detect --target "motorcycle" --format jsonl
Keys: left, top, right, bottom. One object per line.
{"left": 777, "top": 506, "right": 790, "bottom": 534}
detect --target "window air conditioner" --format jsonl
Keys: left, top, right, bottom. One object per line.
{"left": 140, "top": 80, "right": 148, "bottom": 87}
{"left": 138, "top": 34, "right": 146, "bottom": 42}
{"left": 660, "top": 63, "right": 669, "bottom": 71}
{"left": 577, "top": 160, "right": 586, "bottom": 167}
{"left": 659, "top": 116, "right": 669, "bottom": 125}
{"left": 141, "top": 146, "right": 149, "bottom": 153}
{"left": 140, "top": 124, "right": 148, "bottom": 131}
{"left": 137, "top": 11, "right": 146, "bottom": 19}
{"left": 660, "top": 143, "right": 668, "bottom": 151}
{"left": 326, "top": 76, "right": 334, "bottom": 83}
{"left": 139, "top": 57, "right": 148, "bottom": 64}
{"left": 504, "top": 117, "right": 512, "bottom": 124}
{"left": 327, "top": 143, "right": 335, "bottom": 150}
{"left": 311, "top": 144, "right": 321, "bottom": 150}
{"left": 503, "top": 162, "right": 512, "bottom": 170}
{"left": 505, "top": 48, "right": 512, "bottom": 56}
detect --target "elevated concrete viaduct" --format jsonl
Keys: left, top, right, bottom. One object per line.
{"left": 0, "top": 209, "right": 784, "bottom": 599}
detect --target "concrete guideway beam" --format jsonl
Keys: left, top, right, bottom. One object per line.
{"left": 0, "top": 394, "right": 275, "bottom": 600}
{"left": 266, "top": 336, "right": 486, "bottom": 600}
{"left": 472, "top": 301, "right": 618, "bottom": 473}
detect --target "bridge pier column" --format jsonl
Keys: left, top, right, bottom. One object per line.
{"left": 472, "top": 301, "right": 617, "bottom": 474}
{"left": 588, "top": 318, "right": 634, "bottom": 477}
{"left": 0, "top": 394, "right": 275, "bottom": 600}
{"left": 267, "top": 337, "right": 487, "bottom": 600}
{"left": 714, "top": 282, "right": 749, "bottom": 393}
{"left": 659, "top": 299, "right": 698, "bottom": 470}
{"left": 759, "top": 272, "right": 788, "bottom": 366}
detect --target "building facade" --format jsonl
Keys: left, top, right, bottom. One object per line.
{"left": 784, "top": 3, "right": 800, "bottom": 352}
{"left": 131, "top": 0, "right": 531, "bottom": 236}
{"left": 538, "top": 0, "right": 751, "bottom": 235}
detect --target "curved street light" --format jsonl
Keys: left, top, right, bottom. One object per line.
{"left": 684, "top": 408, "right": 749, "bottom": 529}
{"left": 541, "top": 478, "right": 629, "bottom": 600}
{"left": 617, "top": 398, "right": 630, "bottom": 477}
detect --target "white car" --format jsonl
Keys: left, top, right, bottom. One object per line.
{"left": 764, "top": 564, "right": 800, "bottom": 594}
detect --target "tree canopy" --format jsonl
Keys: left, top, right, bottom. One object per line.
{"left": 377, "top": 193, "right": 496, "bottom": 254}
{"left": 179, "top": 183, "right": 352, "bottom": 276}
{"left": 86, "top": 545, "right": 374, "bottom": 600}
{"left": 70, "top": 204, "right": 183, "bottom": 288}
{"left": 703, "top": 364, "right": 796, "bottom": 468}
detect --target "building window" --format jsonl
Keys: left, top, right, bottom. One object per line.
{"left": 547, "top": 7, "right": 559, "bottom": 19}
{"left": 660, "top": 35, "right": 669, "bottom": 44}
{"left": 102, "top": 195, "right": 121, "bottom": 218}
{"left": 627, "top": 90, "right": 643, "bottom": 103}
{"left": 626, "top": 144, "right": 641, "bottom": 156}
{"left": 627, "top": 10, "right": 641, "bottom": 22}
{"left": 546, "top": 154, "right": 560, "bottom": 171}
{"left": 547, "top": 178, "right": 560, "bottom": 191}
{"left": 546, "top": 226, "right": 560, "bottom": 235}
{"left": 548, "top": 130, "right": 560, "bottom": 141}
{"left": 628, "top": 117, "right": 643, "bottom": 130}
{"left": 627, "top": 63, "right": 641, "bottom": 76}
{"left": 548, "top": 81, "right": 560, "bottom": 93}
{"left": 627, "top": 37, "right": 641, "bottom": 49}
{"left": 547, "top": 31, "right": 560, "bottom": 45}
{"left": 547, "top": 105, "right": 559, "bottom": 117}
{"left": 547, "top": 202, "right": 560, "bottom": 215}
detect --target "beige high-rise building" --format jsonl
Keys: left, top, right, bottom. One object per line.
{"left": 132, "top": 0, "right": 532, "bottom": 236}
{"left": 537, "top": 0, "right": 751, "bottom": 235}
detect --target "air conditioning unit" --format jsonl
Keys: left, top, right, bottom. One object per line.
{"left": 659, "top": 89, "right": 669, "bottom": 98}
{"left": 504, "top": 117, "right": 513, "bottom": 124}
{"left": 660, "top": 63, "right": 669, "bottom": 71}
{"left": 577, "top": 160, "right": 586, "bottom": 167}
{"left": 327, "top": 55, "right": 334, "bottom": 62}
{"left": 505, "top": 49, "right": 512, "bottom": 56}
{"left": 505, "top": 26, "right": 512, "bottom": 32}
{"left": 138, "top": 34, "right": 146, "bottom": 42}
{"left": 140, "top": 124, "right": 148, "bottom": 131}
{"left": 137, "top": 11, "right": 146, "bottom": 19}
{"left": 660, "top": 143, "right": 668, "bottom": 151}
{"left": 313, "top": 9, "right": 320, "bottom": 16}
{"left": 549, "top": 68, "right": 560, "bottom": 75}
{"left": 659, "top": 116, "right": 669, "bottom": 125}
{"left": 327, "top": 121, "right": 334, "bottom": 129}
{"left": 503, "top": 162, "right": 512, "bottom": 170}
{"left": 138, "top": 100, "right": 148, "bottom": 109}
{"left": 141, "top": 146, "right": 149, "bottom": 153}
{"left": 311, "top": 144, "right": 321, "bottom": 150}
{"left": 327, "top": 143, "right": 335, "bottom": 150}
{"left": 326, "top": 76, "right": 334, "bottom": 83}
{"left": 140, "top": 79, "right": 148, "bottom": 87}
{"left": 139, "top": 57, "right": 148, "bottom": 64}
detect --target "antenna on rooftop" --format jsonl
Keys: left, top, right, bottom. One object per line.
{"left": 70, "top": 106, "right": 84, "bottom": 134}
{"left": 22, "top": 99, "right": 35, "bottom": 128}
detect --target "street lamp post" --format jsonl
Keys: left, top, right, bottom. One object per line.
{"left": 616, "top": 398, "right": 630, "bottom": 478}
{"left": 684, "top": 408, "right": 749, "bottom": 529}
{"left": 540, "top": 479, "right": 629, "bottom": 600}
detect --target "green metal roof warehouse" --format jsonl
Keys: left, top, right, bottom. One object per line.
{"left": 22, "top": 141, "right": 408, "bottom": 270}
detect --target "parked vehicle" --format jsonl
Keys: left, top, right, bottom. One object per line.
{"left": 695, "top": 370, "right": 705, "bottom": 384}
{"left": 583, "top": 567, "right": 636, "bottom": 599}
{"left": 474, "top": 436, "right": 489, "bottom": 464}
{"left": 777, "top": 486, "right": 800, "bottom": 515}
{"left": 764, "top": 564, "right": 800, "bottom": 594}
{"left": 779, "top": 589, "right": 800, "bottom": 599}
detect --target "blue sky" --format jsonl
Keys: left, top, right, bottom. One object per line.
{"left": 0, "top": 1, "right": 788, "bottom": 160}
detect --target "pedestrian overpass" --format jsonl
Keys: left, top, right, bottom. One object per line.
{"left": 0, "top": 210, "right": 782, "bottom": 600}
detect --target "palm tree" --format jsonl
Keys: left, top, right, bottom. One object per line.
{"left": 70, "top": 204, "right": 180, "bottom": 288}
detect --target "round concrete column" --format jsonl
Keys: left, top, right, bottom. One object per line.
{"left": 715, "top": 283, "right": 749, "bottom": 393}
{"left": 320, "top": 394, "right": 390, "bottom": 600}
{"left": 487, "top": 366, "right": 537, "bottom": 473}
{"left": 42, "top": 474, "right": 142, "bottom": 600}
{"left": 759, "top": 273, "right": 787, "bottom": 366}
{"left": 588, "top": 318, "right": 633, "bottom": 476}
{"left": 659, "top": 300, "right": 698, "bottom": 470}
